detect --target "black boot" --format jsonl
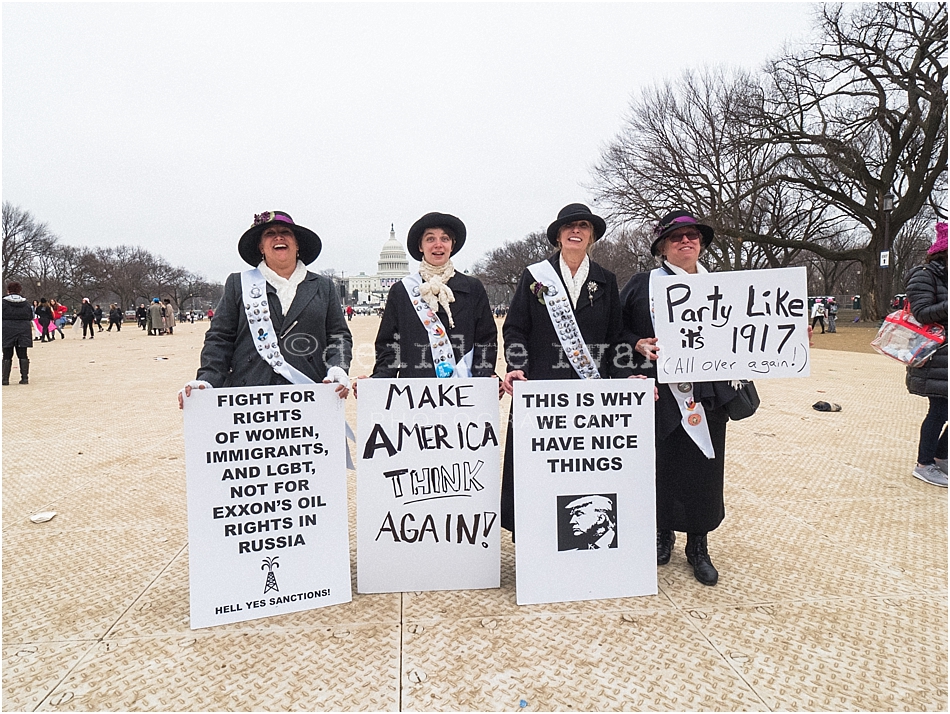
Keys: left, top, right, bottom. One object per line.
{"left": 656, "top": 529, "right": 675, "bottom": 565}
{"left": 18, "top": 358, "right": 29, "bottom": 385}
{"left": 685, "top": 533, "right": 718, "bottom": 586}
{"left": 2, "top": 359, "right": 11, "bottom": 385}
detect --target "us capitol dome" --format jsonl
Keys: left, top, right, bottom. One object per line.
{"left": 342, "top": 225, "right": 411, "bottom": 304}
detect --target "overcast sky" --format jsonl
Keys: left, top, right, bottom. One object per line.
{"left": 3, "top": 2, "right": 816, "bottom": 282}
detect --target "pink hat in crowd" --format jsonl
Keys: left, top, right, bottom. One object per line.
{"left": 928, "top": 222, "right": 947, "bottom": 255}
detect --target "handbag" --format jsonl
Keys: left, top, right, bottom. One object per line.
{"left": 871, "top": 301, "right": 946, "bottom": 367}
{"left": 724, "top": 380, "right": 760, "bottom": 421}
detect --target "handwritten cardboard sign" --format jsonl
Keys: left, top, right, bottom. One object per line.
{"left": 512, "top": 379, "right": 657, "bottom": 605}
{"left": 183, "top": 384, "right": 352, "bottom": 628}
{"left": 357, "top": 378, "right": 501, "bottom": 593}
{"left": 651, "top": 266, "right": 810, "bottom": 383}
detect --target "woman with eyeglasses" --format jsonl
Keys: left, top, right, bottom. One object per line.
{"left": 179, "top": 211, "right": 352, "bottom": 409}
{"left": 620, "top": 210, "right": 740, "bottom": 587}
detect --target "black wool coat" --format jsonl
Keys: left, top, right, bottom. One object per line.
{"left": 197, "top": 271, "right": 352, "bottom": 388}
{"left": 2, "top": 295, "right": 34, "bottom": 349}
{"left": 905, "top": 260, "right": 948, "bottom": 399}
{"left": 501, "top": 254, "right": 633, "bottom": 534}
{"left": 77, "top": 302, "right": 94, "bottom": 323}
{"left": 503, "top": 254, "right": 634, "bottom": 380}
{"left": 372, "top": 273, "right": 498, "bottom": 378}
{"left": 35, "top": 304, "right": 55, "bottom": 325}
{"left": 620, "top": 267, "right": 738, "bottom": 534}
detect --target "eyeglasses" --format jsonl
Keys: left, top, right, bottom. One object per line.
{"left": 667, "top": 230, "right": 703, "bottom": 243}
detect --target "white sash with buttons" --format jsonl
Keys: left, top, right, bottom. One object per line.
{"left": 241, "top": 268, "right": 356, "bottom": 468}
{"left": 649, "top": 265, "right": 715, "bottom": 459}
{"left": 527, "top": 260, "right": 601, "bottom": 380}
{"left": 241, "top": 268, "right": 314, "bottom": 385}
{"left": 401, "top": 273, "right": 473, "bottom": 378}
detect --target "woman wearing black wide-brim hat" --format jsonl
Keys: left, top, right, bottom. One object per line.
{"left": 359, "top": 212, "right": 497, "bottom": 386}
{"left": 619, "top": 209, "right": 740, "bottom": 586}
{"left": 499, "top": 203, "right": 635, "bottom": 539}
{"left": 179, "top": 210, "right": 353, "bottom": 408}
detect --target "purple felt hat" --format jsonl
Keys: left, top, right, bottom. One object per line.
{"left": 238, "top": 211, "right": 322, "bottom": 266}
{"left": 650, "top": 210, "right": 715, "bottom": 256}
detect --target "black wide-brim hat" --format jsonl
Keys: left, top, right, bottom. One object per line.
{"left": 546, "top": 203, "right": 607, "bottom": 246}
{"left": 238, "top": 211, "right": 322, "bottom": 266}
{"left": 406, "top": 212, "right": 467, "bottom": 262}
{"left": 650, "top": 210, "right": 715, "bottom": 256}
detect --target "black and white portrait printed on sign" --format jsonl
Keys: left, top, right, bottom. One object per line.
{"left": 557, "top": 494, "right": 618, "bottom": 551}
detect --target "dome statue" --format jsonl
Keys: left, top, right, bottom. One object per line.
{"left": 378, "top": 224, "right": 410, "bottom": 288}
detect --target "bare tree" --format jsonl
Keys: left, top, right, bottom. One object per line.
{"left": 757, "top": 2, "right": 947, "bottom": 317}
{"left": 591, "top": 3, "right": 946, "bottom": 320}
{"left": 2, "top": 202, "right": 60, "bottom": 291}
{"left": 591, "top": 68, "right": 840, "bottom": 274}
{"left": 470, "top": 231, "right": 554, "bottom": 304}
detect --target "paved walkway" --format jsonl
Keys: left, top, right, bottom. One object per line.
{"left": 2, "top": 318, "right": 946, "bottom": 711}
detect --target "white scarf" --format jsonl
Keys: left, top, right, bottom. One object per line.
{"left": 559, "top": 254, "right": 590, "bottom": 308}
{"left": 661, "top": 259, "right": 708, "bottom": 277}
{"left": 258, "top": 260, "right": 308, "bottom": 317}
{"left": 419, "top": 259, "right": 456, "bottom": 328}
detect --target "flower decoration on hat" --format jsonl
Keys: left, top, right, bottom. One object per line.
{"left": 253, "top": 211, "right": 274, "bottom": 226}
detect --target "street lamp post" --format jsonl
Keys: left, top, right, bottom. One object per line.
{"left": 879, "top": 191, "right": 895, "bottom": 316}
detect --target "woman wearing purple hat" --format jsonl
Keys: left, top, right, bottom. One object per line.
{"left": 620, "top": 210, "right": 743, "bottom": 586}
{"left": 904, "top": 222, "right": 948, "bottom": 487}
{"left": 500, "top": 203, "right": 635, "bottom": 537}
{"left": 179, "top": 211, "right": 352, "bottom": 408}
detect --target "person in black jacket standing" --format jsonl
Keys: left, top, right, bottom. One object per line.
{"left": 905, "top": 223, "right": 948, "bottom": 488}
{"left": 620, "top": 210, "right": 741, "bottom": 586}
{"left": 2, "top": 282, "right": 34, "bottom": 384}
{"left": 367, "top": 212, "right": 497, "bottom": 383}
{"left": 34, "top": 297, "right": 55, "bottom": 343}
{"left": 78, "top": 298, "right": 95, "bottom": 339}
{"left": 107, "top": 304, "right": 123, "bottom": 331}
{"left": 500, "top": 203, "right": 634, "bottom": 537}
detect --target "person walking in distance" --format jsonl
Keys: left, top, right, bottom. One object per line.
{"left": 810, "top": 299, "right": 826, "bottom": 334}
{"left": 107, "top": 304, "right": 123, "bottom": 331}
{"left": 34, "top": 298, "right": 55, "bottom": 343}
{"left": 50, "top": 299, "right": 68, "bottom": 339}
{"left": 78, "top": 298, "right": 95, "bottom": 339}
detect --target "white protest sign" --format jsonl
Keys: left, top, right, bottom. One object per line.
{"left": 513, "top": 380, "right": 656, "bottom": 606}
{"left": 652, "top": 266, "right": 810, "bottom": 383}
{"left": 183, "top": 384, "right": 351, "bottom": 628}
{"left": 357, "top": 378, "right": 501, "bottom": 593}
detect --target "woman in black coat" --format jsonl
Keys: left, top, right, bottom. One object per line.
{"left": 34, "top": 297, "right": 55, "bottom": 343}
{"left": 905, "top": 223, "right": 948, "bottom": 487}
{"left": 2, "top": 282, "right": 34, "bottom": 385}
{"left": 78, "top": 298, "right": 95, "bottom": 339}
{"left": 500, "top": 204, "right": 634, "bottom": 536}
{"left": 620, "top": 210, "right": 741, "bottom": 586}
{"left": 368, "top": 212, "right": 498, "bottom": 381}
{"left": 107, "top": 304, "right": 124, "bottom": 331}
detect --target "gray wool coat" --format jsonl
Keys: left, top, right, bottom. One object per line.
{"left": 197, "top": 271, "right": 352, "bottom": 388}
